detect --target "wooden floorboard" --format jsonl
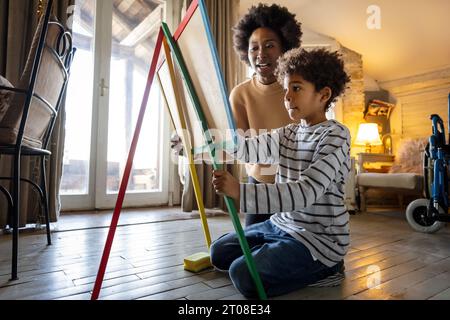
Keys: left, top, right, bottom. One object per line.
{"left": 0, "top": 207, "right": 449, "bottom": 300}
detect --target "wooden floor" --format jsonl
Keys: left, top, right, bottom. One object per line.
{"left": 0, "top": 208, "right": 449, "bottom": 300}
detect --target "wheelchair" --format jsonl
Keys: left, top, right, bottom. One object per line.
{"left": 406, "top": 93, "right": 450, "bottom": 233}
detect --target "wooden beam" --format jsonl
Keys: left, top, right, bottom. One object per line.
{"left": 117, "top": 0, "right": 135, "bottom": 13}
{"left": 120, "top": 4, "right": 163, "bottom": 47}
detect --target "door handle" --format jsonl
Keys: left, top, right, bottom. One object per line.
{"left": 99, "top": 78, "right": 109, "bottom": 97}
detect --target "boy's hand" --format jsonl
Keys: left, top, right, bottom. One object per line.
{"left": 212, "top": 170, "right": 240, "bottom": 202}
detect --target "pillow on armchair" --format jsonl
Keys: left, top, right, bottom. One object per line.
{"left": 0, "top": 15, "right": 65, "bottom": 149}
{"left": 0, "top": 76, "right": 14, "bottom": 122}
{"left": 389, "top": 138, "right": 428, "bottom": 174}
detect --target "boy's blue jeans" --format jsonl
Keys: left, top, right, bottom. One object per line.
{"left": 210, "top": 219, "right": 343, "bottom": 298}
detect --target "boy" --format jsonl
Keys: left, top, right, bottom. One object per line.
{"left": 211, "top": 48, "right": 352, "bottom": 298}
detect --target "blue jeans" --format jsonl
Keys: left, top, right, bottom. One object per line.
{"left": 210, "top": 220, "right": 342, "bottom": 298}
{"left": 245, "top": 176, "right": 272, "bottom": 227}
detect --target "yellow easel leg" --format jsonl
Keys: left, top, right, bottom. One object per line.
{"left": 182, "top": 162, "right": 213, "bottom": 272}
{"left": 188, "top": 162, "right": 212, "bottom": 248}
{"left": 157, "top": 39, "right": 213, "bottom": 272}
{"left": 158, "top": 75, "right": 213, "bottom": 272}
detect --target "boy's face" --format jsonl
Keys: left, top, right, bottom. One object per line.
{"left": 248, "top": 27, "right": 283, "bottom": 85}
{"left": 283, "top": 73, "right": 330, "bottom": 125}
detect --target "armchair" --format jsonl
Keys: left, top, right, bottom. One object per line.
{"left": 356, "top": 138, "right": 427, "bottom": 212}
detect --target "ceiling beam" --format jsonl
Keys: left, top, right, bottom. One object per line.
{"left": 120, "top": 4, "right": 163, "bottom": 47}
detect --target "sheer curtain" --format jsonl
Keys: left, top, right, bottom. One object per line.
{"left": 0, "top": 0, "right": 73, "bottom": 228}
{"left": 180, "top": 0, "right": 245, "bottom": 213}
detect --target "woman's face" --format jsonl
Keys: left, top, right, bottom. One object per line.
{"left": 248, "top": 27, "right": 283, "bottom": 85}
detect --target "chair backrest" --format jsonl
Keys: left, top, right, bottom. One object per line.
{"left": 0, "top": 0, "right": 74, "bottom": 150}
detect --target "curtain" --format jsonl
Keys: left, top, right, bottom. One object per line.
{"left": 180, "top": 0, "right": 244, "bottom": 213}
{"left": 0, "top": 0, "right": 74, "bottom": 228}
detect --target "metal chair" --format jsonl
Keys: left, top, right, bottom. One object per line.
{"left": 0, "top": 0, "right": 75, "bottom": 280}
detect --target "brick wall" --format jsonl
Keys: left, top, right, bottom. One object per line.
{"left": 340, "top": 46, "right": 366, "bottom": 156}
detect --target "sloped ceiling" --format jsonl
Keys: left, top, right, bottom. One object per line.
{"left": 240, "top": 0, "right": 450, "bottom": 82}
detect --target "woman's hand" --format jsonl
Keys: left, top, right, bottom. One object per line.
{"left": 170, "top": 132, "right": 184, "bottom": 156}
{"left": 212, "top": 170, "right": 240, "bottom": 202}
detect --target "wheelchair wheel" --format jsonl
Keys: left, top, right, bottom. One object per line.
{"left": 406, "top": 198, "right": 446, "bottom": 233}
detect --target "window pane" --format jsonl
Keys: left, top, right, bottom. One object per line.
{"left": 106, "top": 1, "right": 164, "bottom": 194}
{"left": 61, "top": 0, "right": 95, "bottom": 195}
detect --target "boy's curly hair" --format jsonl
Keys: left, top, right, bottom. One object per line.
{"left": 276, "top": 48, "right": 351, "bottom": 111}
{"left": 233, "top": 4, "right": 302, "bottom": 65}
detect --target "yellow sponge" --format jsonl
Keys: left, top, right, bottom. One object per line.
{"left": 183, "top": 252, "right": 212, "bottom": 273}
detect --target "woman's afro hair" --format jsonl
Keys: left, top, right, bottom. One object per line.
{"left": 276, "top": 48, "right": 351, "bottom": 111}
{"left": 233, "top": 4, "right": 302, "bottom": 65}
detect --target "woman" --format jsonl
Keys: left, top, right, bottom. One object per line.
{"left": 230, "top": 3, "right": 302, "bottom": 226}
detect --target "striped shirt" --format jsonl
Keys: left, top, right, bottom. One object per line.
{"left": 232, "top": 119, "right": 351, "bottom": 267}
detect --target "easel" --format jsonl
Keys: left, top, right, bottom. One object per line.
{"left": 91, "top": 0, "right": 267, "bottom": 300}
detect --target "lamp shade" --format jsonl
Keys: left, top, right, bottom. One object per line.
{"left": 355, "top": 123, "right": 382, "bottom": 147}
